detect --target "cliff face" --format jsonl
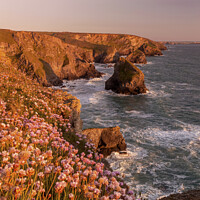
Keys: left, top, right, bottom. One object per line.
{"left": 0, "top": 29, "right": 166, "bottom": 86}
{"left": 0, "top": 30, "right": 102, "bottom": 86}
{"left": 46, "top": 32, "right": 167, "bottom": 63}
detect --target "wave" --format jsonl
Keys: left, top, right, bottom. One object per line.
{"left": 105, "top": 122, "right": 200, "bottom": 199}
{"left": 86, "top": 78, "right": 103, "bottom": 86}
{"left": 146, "top": 87, "right": 172, "bottom": 98}
{"left": 125, "top": 110, "right": 154, "bottom": 118}
{"left": 89, "top": 97, "right": 99, "bottom": 104}
{"left": 63, "top": 45, "right": 200, "bottom": 200}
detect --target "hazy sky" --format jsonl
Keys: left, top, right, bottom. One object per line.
{"left": 1, "top": 0, "right": 200, "bottom": 41}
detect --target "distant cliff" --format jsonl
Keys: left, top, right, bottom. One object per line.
{"left": 45, "top": 32, "right": 167, "bottom": 63}
{"left": 0, "top": 29, "right": 166, "bottom": 86}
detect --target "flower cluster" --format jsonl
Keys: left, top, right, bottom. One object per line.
{"left": 0, "top": 64, "right": 138, "bottom": 199}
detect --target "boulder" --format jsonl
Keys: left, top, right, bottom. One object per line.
{"left": 105, "top": 57, "right": 147, "bottom": 95}
{"left": 82, "top": 126, "right": 126, "bottom": 157}
{"left": 126, "top": 50, "right": 147, "bottom": 64}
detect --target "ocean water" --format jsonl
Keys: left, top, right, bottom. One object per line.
{"left": 63, "top": 44, "right": 200, "bottom": 199}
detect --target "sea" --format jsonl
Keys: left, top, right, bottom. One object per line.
{"left": 61, "top": 44, "right": 200, "bottom": 199}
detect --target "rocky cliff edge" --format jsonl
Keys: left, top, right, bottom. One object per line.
{"left": 0, "top": 29, "right": 166, "bottom": 86}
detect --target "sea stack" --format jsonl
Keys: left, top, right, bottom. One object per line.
{"left": 105, "top": 57, "right": 147, "bottom": 95}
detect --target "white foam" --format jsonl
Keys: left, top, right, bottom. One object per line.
{"left": 89, "top": 97, "right": 98, "bottom": 104}
{"left": 86, "top": 79, "right": 102, "bottom": 86}
{"left": 106, "top": 122, "right": 200, "bottom": 199}
{"left": 107, "top": 148, "right": 148, "bottom": 172}
{"left": 125, "top": 110, "right": 154, "bottom": 118}
{"left": 93, "top": 117, "right": 121, "bottom": 128}
{"left": 146, "top": 85, "right": 171, "bottom": 98}
{"left": 147, "top": 61, "right": 153, "bottom": 65}
{"left": 136, "top": 124, "right": 200, "bottom": 148}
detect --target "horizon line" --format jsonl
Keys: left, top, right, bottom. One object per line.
{"left": 1, "top": 28, "right": 200, "bottom": 43}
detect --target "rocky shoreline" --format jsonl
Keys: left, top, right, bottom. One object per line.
{"left": 65, "top": 89, "right": 200, "bottom": 200}
{"left": 3, "top": 29, "right": 198, "bottom": 199}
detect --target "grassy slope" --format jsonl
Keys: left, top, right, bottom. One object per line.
{"left": 0, "top": 63, "right": 85, "bottom": 149}
{"left": 0, "top": 63, "right": 137, "bottom": 200}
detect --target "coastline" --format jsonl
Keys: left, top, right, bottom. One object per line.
{"left": 2, "top": 29, "right": 200, "bottom": 199}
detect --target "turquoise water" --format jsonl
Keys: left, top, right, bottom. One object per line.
{"left": 63, "top": 44, "right": 200, "bottom": 199}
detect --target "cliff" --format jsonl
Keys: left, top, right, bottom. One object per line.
{"left": 45, "top": 31, "right": 167, "bottom": 63}
{"left": 0, "top": 29, "right": 102, "bottom": 86}
{"left": 0, "top": 29, "right": 166, "bottom": 86}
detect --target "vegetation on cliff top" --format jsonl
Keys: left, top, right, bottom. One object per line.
{"left": 0, "top": 63, "right": 139, "bottom": 200}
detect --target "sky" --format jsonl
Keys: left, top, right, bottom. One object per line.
{"left": 0, "top": 0, "right": 200, "bottom": 41}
